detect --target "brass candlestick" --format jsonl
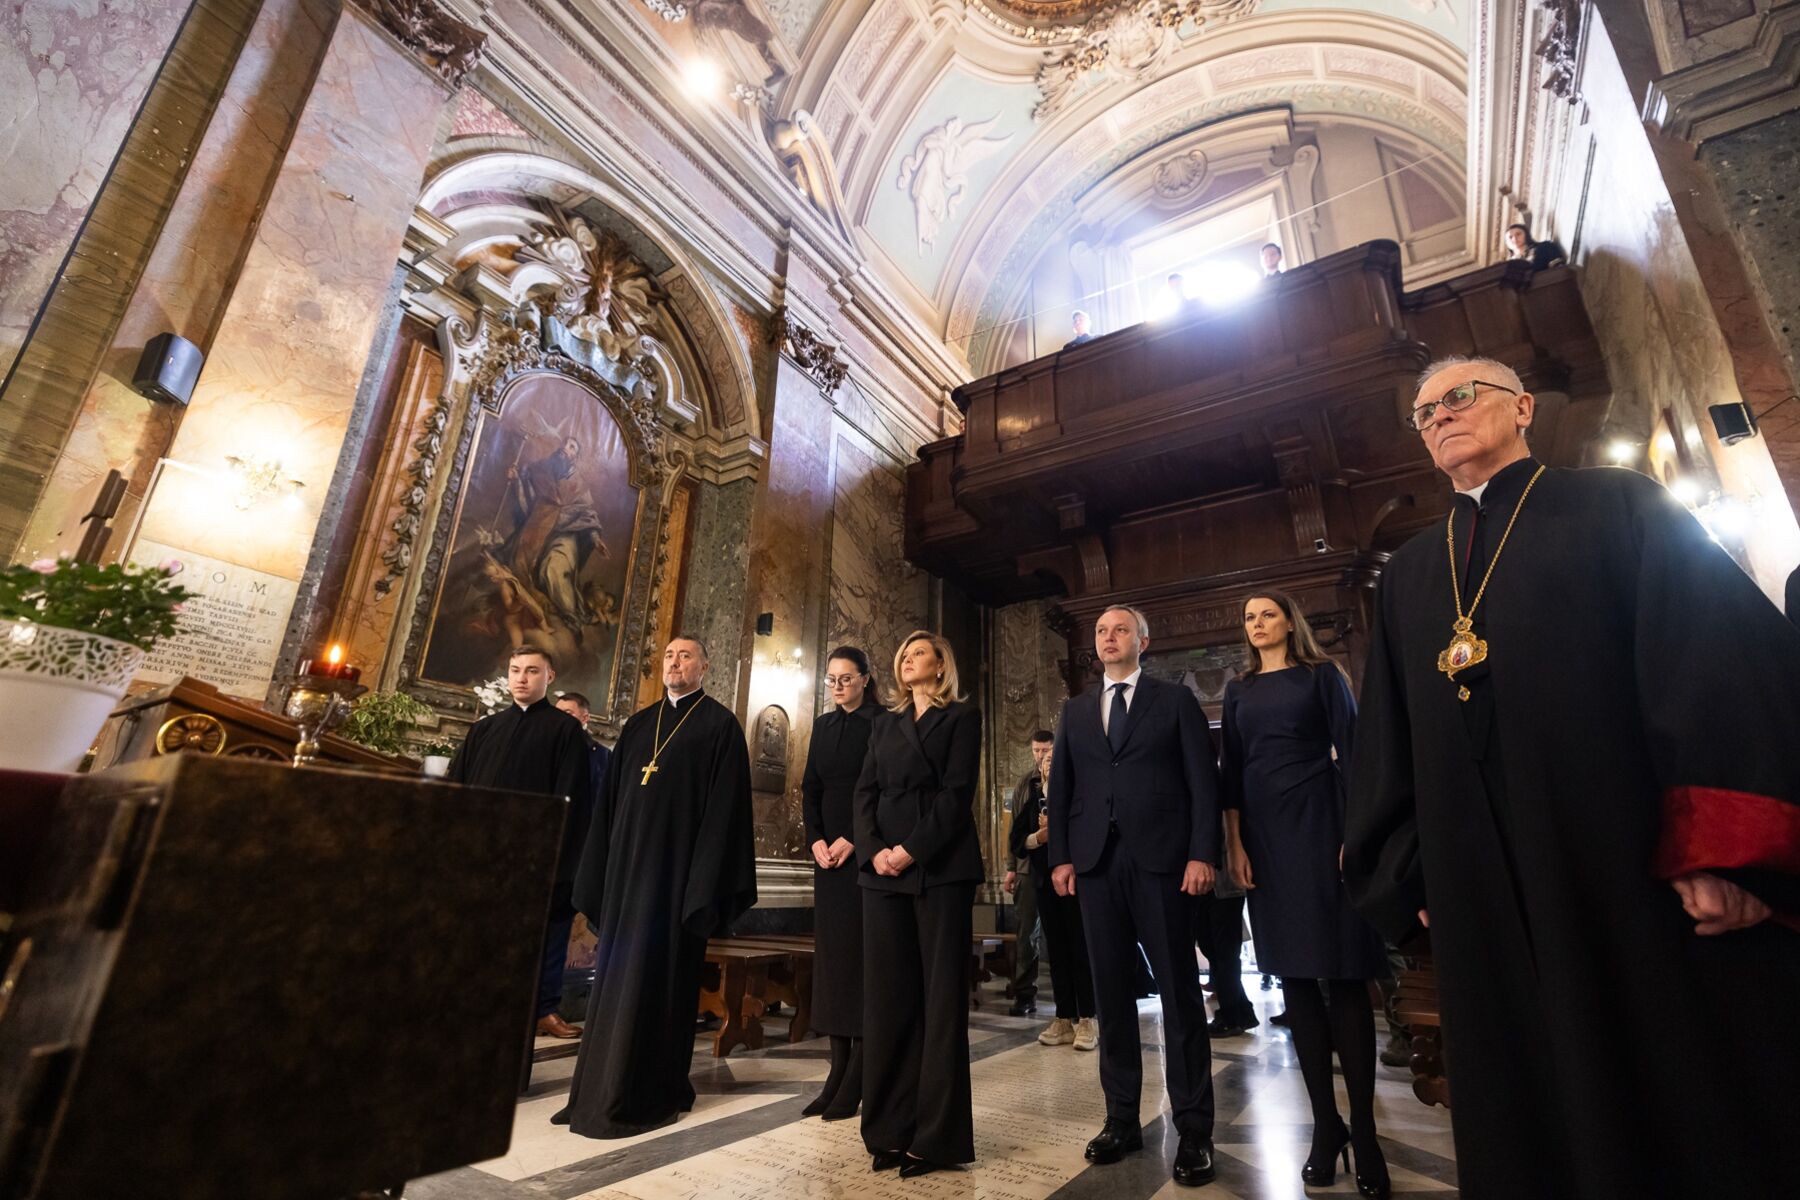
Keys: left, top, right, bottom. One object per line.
{"left": 284, "top": 673, "right": 366, "bottom": 766}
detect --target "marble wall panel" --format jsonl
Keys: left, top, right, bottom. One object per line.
{"left": 0, "top": 0, "right": 189, "bottom": 384}
{"left": 129, "top": 7, "right": 453, "bottom": 692}
{"left": 16, "top": 0, "right": 337, "bottom": 562}
{"left": 682, "top": 476, "right": 757, "bottom": 712}
{"left": 1701, "top": 110, "right": 1800, "bottom": 514}
{"left": 827, "top": 419, "right": 929, "bottom": 692}
{"left": 1562, "top": 16, "right": 1800, "bottom": 599}
{"left": 741, "top": 360, "right": 837, "bottom": 860}
{"left": 986, "top": 600, "right": 1071, "bottom": 876}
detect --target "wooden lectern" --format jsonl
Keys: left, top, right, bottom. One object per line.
{"left": 96, "top": 676, "right": 409, "bottom": 771}
{"left": 0, "top": 755, "right": 563, "bottom": 1199}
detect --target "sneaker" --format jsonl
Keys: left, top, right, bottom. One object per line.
{"left": 1039, "top": 1017, "right": 1075, "bottom": 1046}
{"left": 1072, "top": 1017, "right": 1099, "bottom": 1051}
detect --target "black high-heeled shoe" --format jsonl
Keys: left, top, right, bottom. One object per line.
{"left": 1351, "top": 1134, "right": 1391, "bottom": 1198}
{"left": 899, "top": 1155, "right": 948, "bottom": 1179}
{"left": 1300, "top": 1119, "right": 1350, "bottom": 1186}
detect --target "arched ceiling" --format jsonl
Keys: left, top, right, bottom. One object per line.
{"left": 621, "top": 0, "right": 1477, "bottom": 368}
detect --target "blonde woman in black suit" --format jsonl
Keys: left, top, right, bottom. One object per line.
{"left": 854, "top": 631, "right": 983, "bottom": 1179}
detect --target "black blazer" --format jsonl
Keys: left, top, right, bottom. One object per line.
{"left": 1047, "top": 674, "right": 1221, "bottom": 875}
{"left": 853, "top": 700, "right": 984, "bottom": 894}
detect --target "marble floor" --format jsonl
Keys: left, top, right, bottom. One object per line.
{"left": 410, "top": 979, "right": 1457, "bottom": 1199}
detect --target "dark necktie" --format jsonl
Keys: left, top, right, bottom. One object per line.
{"left": 1107, "top": 682, "right": 1130, "bottom": 754}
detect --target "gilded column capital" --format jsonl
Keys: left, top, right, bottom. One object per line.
{"left": 769, "top": 308, "right": 848, "bottom": 398}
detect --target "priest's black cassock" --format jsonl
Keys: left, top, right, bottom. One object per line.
{"left": 557, "top": 689, "right": 755, "bottom": 1138}
{"left": 445, "top": 698, "right": 590, "bottom": 861}
{"left": 1344, "top": 457, "right": 1800, "bottom": 1198}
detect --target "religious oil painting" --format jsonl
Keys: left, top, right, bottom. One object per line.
{"left": 420, "top": 374, "right": 642, "bottom": 707}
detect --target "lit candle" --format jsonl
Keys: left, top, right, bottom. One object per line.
{"left": 299, "top": 643, "right": 359, "bottom": 682}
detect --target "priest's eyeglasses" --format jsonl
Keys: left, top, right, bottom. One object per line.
{"left": 1408, "top": 380, "right": 1518, "bottom": 431}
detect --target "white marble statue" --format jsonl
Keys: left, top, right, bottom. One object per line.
{"left": 896, "top": 115, "right": 1015, "bottom": 255}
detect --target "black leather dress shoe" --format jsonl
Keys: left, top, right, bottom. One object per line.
{"left": 870, "top": 1150, "right": 906, "bottom": 1171}
{"left": 1172, "top": 1132, "right": 1216, "bottom": 1186}
{"left": 1207, "top": 1018, "right": 1247, "bottom": 1038}
{"left": 1008, "top": 1000, "right": 1038, "bottom": 1016}
{"left": 1084, "top": 1118, "right": 1144, "bottom": 1163}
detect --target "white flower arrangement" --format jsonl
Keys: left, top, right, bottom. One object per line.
{"left": 473, "top": 674, "right": 510, "bottom": 714}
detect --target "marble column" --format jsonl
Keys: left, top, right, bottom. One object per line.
{"left": 0, "top": 0, "right": 192, "bottom": 385}
{"left": 126, "top": 1, "right": 466, "bottom": 693}
{"left": 682, "top": 477, "right": 758, "bottom": 713}
{"left": 8, "top": 0, "right": 332, "bottom": 563}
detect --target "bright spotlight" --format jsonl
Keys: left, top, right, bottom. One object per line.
{"left": 1190, "top": 260, "right": 1262, "bottom": 307}
{"left": 683, "top": 58, "right": 722, "bottom": 97}
{"left": 1669, "top": 476, "right": 1702, "bottom": 506}
{"left": 1606, "top": 440, "right": 1635, "bottom": 464}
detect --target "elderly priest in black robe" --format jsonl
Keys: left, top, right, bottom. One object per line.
{"left": 553, "top": 635, "right": 755, "bottom": 1138}
{"left": 1345, "top": 355, "right": 1800, "bottom": 1198}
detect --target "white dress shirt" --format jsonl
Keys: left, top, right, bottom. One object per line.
{"left": 1098, "top": 667, "right": 1142, "bottom": 736}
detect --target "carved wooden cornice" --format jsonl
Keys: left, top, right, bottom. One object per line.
{"left": 349, "top": 0, "right": 487, "bottom": 86}
{"left": 770, "top": 309, "right": 849, "bottom": 398}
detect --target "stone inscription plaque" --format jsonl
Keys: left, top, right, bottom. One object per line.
{"left": 130, "top": 538, "right": 300, "bottom": 698}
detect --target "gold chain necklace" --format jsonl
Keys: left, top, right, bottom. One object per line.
{"left": 1438, "top": 465, "right": 1546, "bottom": 701}
{"left": 640, "top": 695, "right": 704, "bottom": 785}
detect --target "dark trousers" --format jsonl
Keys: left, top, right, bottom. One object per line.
{"left": 1077, "top": 838, "right": 1214, "bottom": 1137}
{"left": 1011, "top": 867, "right": 1041, "bottom": 1003}
{"left": 1034, "top": 871, "right": 1095, "bottom": 1019}
{"left": 1196, "top": 893, "right": 1253, "bottom": 1025}
{"left": 861, "top": 884, "right": 976, "bottom": 1164}
{"left": 537, "top": 886, "right": 576, "bottom": 1020}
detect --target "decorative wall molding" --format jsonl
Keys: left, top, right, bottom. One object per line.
{"left": 1535, "top": 0, "right": 1584, "bottom": 101}
{"left": 348, "top": 0, "right": 487, "bottom": 86}
{"left": 772, "top": 309, "right": 850, "bottom": 396}
{"left": 1034, "top": 0, "right": 1262, "bottom": 119}
{"left": 1642, "top": 5, "right": 1800, "bottom": 141}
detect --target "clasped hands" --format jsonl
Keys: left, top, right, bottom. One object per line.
{"left": 810, "top": 837, "right": 854, "bottom": 870}
{"left": 1051, "top": 860, "right": 1215, "bottom": 897}
{"left": 873, "top": 844, "right": 915, "bottom": 876}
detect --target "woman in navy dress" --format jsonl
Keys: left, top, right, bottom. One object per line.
{"left": 799, "top": 646, "right": 879, "bottom": 1119}
{"left": 1222, "top": 590, "right": 1389, "bottom": 1198}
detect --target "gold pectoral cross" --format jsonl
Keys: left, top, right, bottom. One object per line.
{"left": 640, "top": 760, "right": 659, "bottom": 786}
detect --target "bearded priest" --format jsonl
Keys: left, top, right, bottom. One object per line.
{"left": 1344, "top": 356, "right": 1800, "bottom": 1198}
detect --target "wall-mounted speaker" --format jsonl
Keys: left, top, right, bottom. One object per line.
{"left": 1708, "top": 401, "right": 1759, "bottom": 446}
{"left": 132, "top": 333, "right": 202, "bottom": 405}
{"left": 755, "top": 612, "right": 775, "bottom": 636}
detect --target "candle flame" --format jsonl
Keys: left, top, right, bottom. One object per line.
{"left": 327, "top": 644, "right": 343, "bottom": 666}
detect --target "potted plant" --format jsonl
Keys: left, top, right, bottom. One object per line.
{"left": 419, "top": 738, "right": 459, "bottom": 778}
{"left": 0, "top": 556, "right": 193, "bottom": 772}
{"left": 339, "top": 689, "right": 436, "bottom": 757}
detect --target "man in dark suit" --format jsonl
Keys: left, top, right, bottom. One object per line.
{"left": 1049, "top": 606, "right": 1221, "bottom": 1187}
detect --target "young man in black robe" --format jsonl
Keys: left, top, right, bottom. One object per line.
{"left": 446, "top": 647, "right": 592, "bottom": 1038}
{"left": 553, "top": 635, "right": 755, "bottom": 1138}
{"left": 1344, "top": 355, "right": 1800, "bottom": 1198}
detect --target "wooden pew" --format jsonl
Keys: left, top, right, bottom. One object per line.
{"left": 697, "top": 944, "right": 788, "bottom": 1058}
{"left": 968, "top": 932, "right": 1016, "bottom": 1007}
{"left": 1392, "top": 950, "right": 1450, "bottom": 1109}
{"left": 711, "top": 937, "right": 814, "bottom": 1044}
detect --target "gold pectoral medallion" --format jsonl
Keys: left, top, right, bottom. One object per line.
{"left": 1436, "top": 617, "right": 1487, "bottom": 681}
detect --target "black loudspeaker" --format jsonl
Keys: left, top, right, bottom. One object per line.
{"left": 131, "top": 332, "right": 202, "bottom": 404}
{"left": 755, "top": 611, "right": 774, "bottom": 636}
{"left": 1708, "top": 401, "right": 1759, "bottom": 445}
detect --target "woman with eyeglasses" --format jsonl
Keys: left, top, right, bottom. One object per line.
{"left": 1222, "top": 591, "right": 1389, "bottom": 1197}
{"left": 799, "top": 646, "right": 881, "bottom": 1120}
